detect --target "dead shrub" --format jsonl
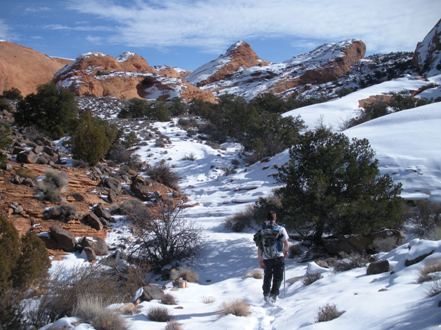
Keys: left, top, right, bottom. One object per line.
{"left": 202, "top": 296, "right": 215, "bottom": 304}
{"left": 117, "top": 199, "right": 151, "bottom": 224}
{"left": 161, "top": 293, "right": 177, "bottom": 305}
{"left": 170, "top": 267, "right": 199, "bottom": 283}
{"left": 428, "top": 280, "right": 441, "bottom": 297}
{"left": 148, "top": 307, "right": 172, "bottom": 322}
{"left": 244, "top": 268, "right": 263, "bottom": 279}
{"left": 418, "top": 260, "right": 441, "bottom": 283}
{"left": 37, "top": 170, "right": 68, "bottom": 202}
{"left": 316, "top": 303, "right": 345, "bottom": 322}
{"left": 116, "top": 303, "right": 140, "bottom": 315}
{"left": 147, "top": 162, "right": 180, "bottom": 190}
{"left": 220, "top": 299, "right": 251, "bottom": 317}
{"left": 165, "top": 320, "right": 183, "bottom": 330}
{"left": 30, "top": 265, "right": 127, "bottom": 328}
{"left": 405, "top": 200, "right": 441, "bottom": 238}
{"left": 74, "top": 294, "right": 126, "bottom": 330}
{"left": 224, "top": 206, "right": 255, "bottom": 232}
{"left": 303, "top": 272, "right": 322, "bottom": 286}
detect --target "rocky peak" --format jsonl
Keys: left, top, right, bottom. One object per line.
{"left": 187, "top": 40, "right": 268, "bottom": 85}
{"left": 414, "top": 19, "right": 441, "bottom": 76}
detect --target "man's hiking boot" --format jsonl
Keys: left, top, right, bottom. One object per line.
{"left": 264, "top": 295, "right": 270, "bottom": 303}
{"left": 270, "top": 295, "right": 277, "bottom": 303}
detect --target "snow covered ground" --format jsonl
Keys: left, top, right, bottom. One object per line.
{"left": 44, "top": 82, "right": 441, "bottom": 329}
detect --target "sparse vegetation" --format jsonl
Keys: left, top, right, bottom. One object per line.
{"left": 244, "top": 268, "right": 263, "bottom": 279}
{"left": 316, "top": 303, "right": 345, "bottom": 322}
{"left": 0, "top": 123, "right": 11, "bottom": 169}
{"left": 276, "top": 126, "right": 403, "bottom": 241}
{"left": 147, "top": 161, "right": 180, "bottom": 190}
{"left": 224, "top": 206, "right": 256, "bottom": 232}
{"left": 220, "top": 299, "right": 251, "bottom": 317}
{"left": 202, "top": 296, "right": 216, "bottom": 304}
{"left": 170, "top": 267, "right": 199, "bottom": 283}
{"left": 130, "top": 200, "right": 202, "bottom": 268}
{"left": 73, "top": 295, "right": 127, "bottom": 330}
{"left": 405, "top": 200, "right": 441, "bottom": 239}
{"left": 37, "top": 170, "right": 68, "bottom": 202}
{"left": 161, "top": 293, "right": 177, "bottom": 305}
{"left": 165, "top": 320, "right": 183, "bottom": 330}
{"left": 418, "top": 260, "right": 441, "bottom": 283}
{"left": 148, "top": 307, "right": 172, "bottom": 322}
{"left": 118, "top": 98, "right": 173, "bottom": 121}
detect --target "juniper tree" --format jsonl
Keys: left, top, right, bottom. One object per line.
{"left": 276, "top": 127, "right": 403, "bottom": 242}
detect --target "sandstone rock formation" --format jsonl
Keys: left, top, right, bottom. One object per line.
{"left": 0, "top": 41, "right": 67, "bottom": 95}
{"left": 55, "top": 51, "right": 216, "bottom": 103}
{"left": 414, "top": 19, "right": 441, "bottom": 76}
{"left": 188, "top": 40, "right": 269, "bottom": 85}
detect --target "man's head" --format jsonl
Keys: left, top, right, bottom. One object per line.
{"left": 264, "top": 211, "right": 277, "bottom": 228}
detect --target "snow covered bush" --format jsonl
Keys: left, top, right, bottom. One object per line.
{"left": 165, "top": 320, "right": 183, "bottom": 330}
{"left": 161, "top": 293, "right": 177, "bottom": 305}
{"left": 73, "top": 295, "right": 126, "bottom": 330}
{"left": 148, "top": 307, "right": 172, "bottom": 322}
{"left": 428, "top": 280, "right": 441, "bottom": 297}
{"left": 131, "top": 200, "right": 202, "bottom": 268}
{"left": 277, "top": 126, "right": 403, "bottom": 242}
{"left": 316, "top": 303, "right": 345, "bottom": 322}
{"left": 220, "top": 299, "right": 251, "bottom": 317}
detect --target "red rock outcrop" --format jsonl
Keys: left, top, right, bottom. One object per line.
{"left": 0, "top": 41, "right": 67, "bottom": 95}
{"left": 188, "top": 41, "right": 269, "bottom": 85}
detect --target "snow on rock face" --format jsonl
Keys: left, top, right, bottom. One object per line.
{"left": 415, "top": 19, "right": 441, "bottom": 76}
{"left": 187, "top": 40, "right": 269, "bottom": 85}
{"left": 192, "top": 39, "right": 365, "bottom": 100}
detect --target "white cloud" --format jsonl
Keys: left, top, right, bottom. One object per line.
{"left": 0, "top": 20, "right": 10, "bottom": 40}
{"left": 43, "top": 24, "right": 114, "bottom": 32}
{"left": 24, "top": 6, "right": 51, "bottom": 13}
{"left": 67, "top": 0, "right": 441, "bottom": 53}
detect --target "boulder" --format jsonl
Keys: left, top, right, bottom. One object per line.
{"left": 367, "top": 260, "right": 390, "bottom": 275}
{"left": 80, "top": 236, "right": 109, "bottom": 256}
{"left": 43, "top": 204, "right": 76, "bottom": 222}
{"left": 83, "top": 247, "right": 96, "bottom": 262}
{"left": 405, "top": 250, "right": 435, "bottom": 267}
{"left": 130, "top": 176, "right": 156, "bottom": 201}
{"left": 81, "top": 213, "right": 104, "bottom": 231}
{"left": 414, "top": 19, "right": 441, "bottom": 76}
{"left": 93, "top": 204, "right": 112, "bottom": 221}
{"left": 49, "top": 225, "right": 77, "bottom": 252}
{"left": 100, "top": 176, "right": 122, "bottom": 194}
{"left": 16, "top": 150, "right": 38, "bottom": 164}
{"left": 140, "top": 284, "right": 165, "bottom": 302}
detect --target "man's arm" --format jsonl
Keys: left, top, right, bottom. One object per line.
{"left": 258, "top": 247, "right": 265, "bottom": 268}
{"left": 282, "top": 227, "right": 289, "bottom": 258}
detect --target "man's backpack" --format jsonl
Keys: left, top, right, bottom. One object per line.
{"left": 253, "top": 225, "right": 283, "bottom": 259}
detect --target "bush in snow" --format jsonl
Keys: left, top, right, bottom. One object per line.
{"left": 37, "top": 170, "right": 68, "bottom": 202}
{"left": 202, "top": 296, "right": 216, "bottom": 304}
{"left": 428, "top": 280, "right": 441, "bottom": 297}
{"left": 244, "top": 268, "right": 263, "bottom": 279}
{"left": 170, "top": 267, "right": 199, "bottom": 283}
{"left": 405, "top": 200, "right": 441, "bottom": 239}
{"left": 147, "top": 161, "right": 180, "bottom": 190}
{"left": 161, "top": 293, "right": 177, "bottom": 305}
{"left": 148, "top": 307, "right": 172, "bottom": 322}
{"left": 73, "top": 294, "right": 127, "bottom": 330}
{"left": 224, "top": 206, "right": 256, "bottom": 232}
{"left": 276, "top": 126, "right": 403, "bottom": 242}
{"left": 130, "top": 200, "right": 202, "bottom": 268}
{"left": 220, "top": 299, "right": 251, "bottom": 317}
{"left": 316, "top": 303, "right": 345, "bottom": 322}
{"left": 418, "top": 261, "right": 441, "bottom": 283}
{"left": 165, "top": 320, "right": 183, "bottom": 330}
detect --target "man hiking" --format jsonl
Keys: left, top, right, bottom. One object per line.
{"left": 255, "top": 211, "right": 289, "bottom": 304}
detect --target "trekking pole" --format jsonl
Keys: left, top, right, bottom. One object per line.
{"left": 283, "top": 264, "right": 286, "bottom": 297}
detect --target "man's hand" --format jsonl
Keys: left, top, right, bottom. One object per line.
{"left": 259, "top": 259, "right": 265, "bottom": 269}
{"left": 283, "top": 250, "right": 288, "bottom": 258}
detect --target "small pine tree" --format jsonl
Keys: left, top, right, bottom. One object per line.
{"left": 0, "top": 215, "right": 21, "bottom": 292}
{"left": 12, "top": 232, "right": 50, "bottom": 289}
{"left": 72, "top": 111, "right": 118, "bottom": 165}
{"left": 0, "top": 123, "right": 11, "bottom": 169}
{"left": 277, "top": 127, "right": 403, "bottom": 241}
{"left": 2, "top": 87, "right": 23, "bottom": 101}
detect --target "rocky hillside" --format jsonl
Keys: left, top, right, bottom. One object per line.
{"left": 188, "top": 39, "right": 366, "bottom": 100}
{"left": 415, "top": 19, "right": 441, "bottom": 77}
{"left": 54, "top": 52, "right": 216, "bottom": 103}
{"left": 0, "top": 41, "right": 68, "bottom": 96}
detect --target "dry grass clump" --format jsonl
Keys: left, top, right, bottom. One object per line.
{"left": 37, "top": 170, "right": 68, "bottom": 202}
{"left": 161, "top": 293, "right": 177, "bottom": 305}
{"left": 316, "top": 303, "right": 345, "bottom": 322}
{"left": 170, "top": 267, "right": 199, "bottom": 283}
{"left": 428, "top": 280, "right": 441, "bottom": 297}
{"left": 244, "top": 268, "right": 263, "bottom": 279}
{"left": 74, "top": 295, "right": 126, "bottom": 330}
{"left": 115, "top": 303, "right": 140, "bottom": 315}
{"left": 220, "top": 299, "right": 251, "bottom": 317}
{"left": 165, "top": 320, "right": 183, "bottom": 330}
{"left": 148, "top": 307, "right": 172, "bottom": 322}
{"left": 224, "top": 206, "right": 255, "bottom": 232}
{"left": 303, "top": 272, "right": 322, "bottom": 286}
{"left": 202, "top": 296, "right": 215, "bottom": 304}
{"left": 418, "top": 260, "right": 441, "bottom": 283}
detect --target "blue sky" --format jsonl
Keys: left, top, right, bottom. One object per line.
{"left": 0, "top": 0, "right": 440, "bottom": 70}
